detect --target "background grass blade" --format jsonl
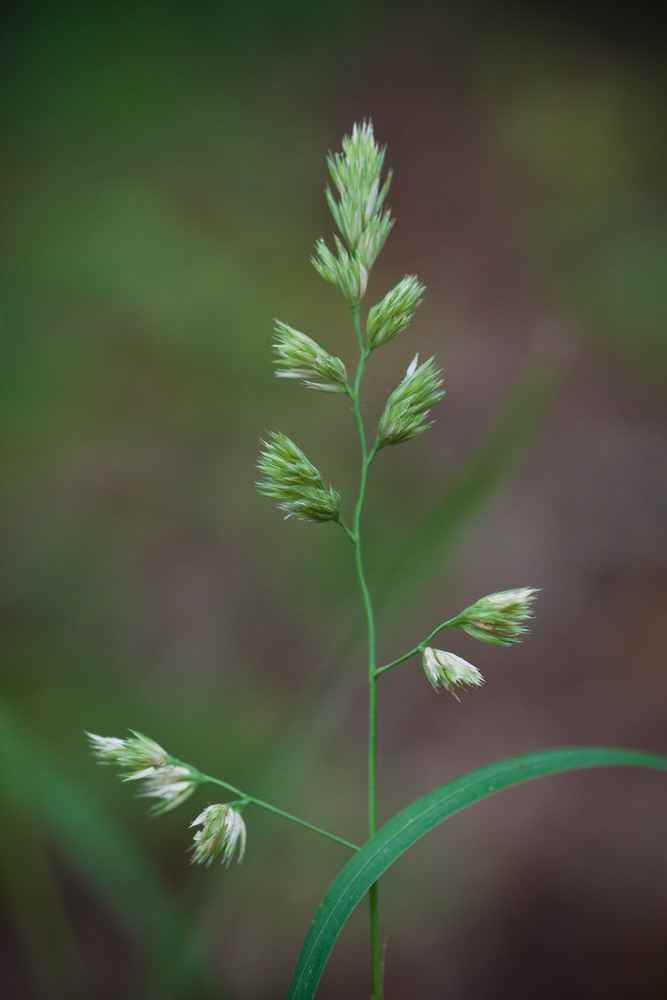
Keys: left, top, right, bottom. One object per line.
{"left": 0, "top": 794, "right": 87, "bottom": 999}
{"left": 287, "top": 747, "right": 667, "bottom": 999}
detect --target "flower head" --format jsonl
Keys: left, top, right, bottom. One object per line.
{"left": 87, "top": 730, "right": 170, "bottom": 769}
{"left": 325, "top": 120, "right": 393, "bottom": 251}
{"left": 123, "top": 764, "right": 197, "bottom": 815}
{"left": 314, "top": 121, "right": 394, "bottom": 302}
{"left": 367, "top": 275, "right": 425, "bottom": 350}
{"left": 273, "top": 321, "right": 347, "bottom": 392}
{"left": 422, "top": 648, "right": 484, "bottom": 699}
{"left": 86, "top": 730, "right": 197, "bottom": 814}
{"left": 456, "top": 588, "right": 539, "bottom": 646}
{"left": 378, "top": 354, "right": 444, "bottom": 447}
{"left": 257, "top": 431, "right": 341, "bottom": 522}
{"left": 190, "top": 804, "right": 247, "bottom": 867}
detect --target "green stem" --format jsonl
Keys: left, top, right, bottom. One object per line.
{"left": 185, "top": 768, "right": 359, "bottom": 852}
{"left": 338, "top": 515, "right": 357, "bottom": 545}
{"left": 349, "top": 304, "right": 383, "bottom": 1000}
{"left": 374, "top": 616, "right": 460, "bottom": 677}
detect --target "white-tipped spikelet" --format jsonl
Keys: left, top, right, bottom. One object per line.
{"left": 456, "top": 588, "right": 539, "bottom": 646}
{"left": 378, "top": 354, "right": 444, "bottom": 447}
{"left": 422, "top": 648, "right": 484, "bottom": 698}
{"left": 87, "top": 730, "right": 170, "bottom": 769}
{"left": 273, "top": 321, "right": 347, "bottom": 392}
{"left": 190, "top": 804, "right": 247, "bottom": 867}
{"left": 367, "top": 275, "right": 425, "bottom": 349}
{"left": 87, "top": 731, "right": 198, "bottom": 814}
{"left": 123, "top": 764, "right": 197, "bottom": 815}
{"left": 257, "top": 431, "right": 341, "bottom": 522}
{"left": 355, "top": 210, "right": 393, "bottom": 271}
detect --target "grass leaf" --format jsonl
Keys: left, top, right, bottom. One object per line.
{"left": 287, "top": 747, "right": 667, "bottom": 998}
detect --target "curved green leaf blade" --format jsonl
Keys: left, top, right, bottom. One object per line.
{"left": 287, "top": 747, "right": 667, "bottom": 999}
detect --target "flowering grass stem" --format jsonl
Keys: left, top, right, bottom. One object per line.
{"left": 86, "top": 124, "right": 551, "bottom": 996}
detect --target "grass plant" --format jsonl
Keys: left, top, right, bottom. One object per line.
{"left": 87, "top": 123, "right": 667, "bottom": 1000}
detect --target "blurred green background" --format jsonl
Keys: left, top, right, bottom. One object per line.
{"left": 2, "top": 1, "right": 666, "bottom": 997}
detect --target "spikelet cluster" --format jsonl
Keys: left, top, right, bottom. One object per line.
{"left": 422, "top": 648, "right": 484, "bottom": 698}
{"left": 367, "top": 276, "right": 425, "bottom": 350}
{"left": 456, "top": 588, "right": 539, "bottom": 646}
{"left": 312, "top": 121, "right": 393, "bottom": 302}
{"left": 273, "top": 321, "right": 347, "bottom": 392}
{"left": 312, "top": 236, "right": 369, "bottom": 304}
{"left": 190, "top": 804, "right": 247, "bottom": 867}
{"left": 124, "top": 765, "right": 197, "bottom": 815}
{"left": 87, "top": 731, "right": 197, "bottom": 814}
{"left": 87, "top": 731, "right": 169, "bottom": 768}
{"left": 378, "top": 355, "right": 444, "bottom": 447}
{"left": 257, "top": 432, "right": 341, "bottom": 522}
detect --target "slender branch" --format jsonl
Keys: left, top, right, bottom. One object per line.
{"left": 374, "top": 616, "right": 461, "bottom": 677}
{"left": 374, "top": 649, "right": 420, "bottom": 678}
{"left": 184, "top": 768, "right": 359, "bottom": 852}
{"left": 338, "top": 515, "right": 357, "bottom": 545}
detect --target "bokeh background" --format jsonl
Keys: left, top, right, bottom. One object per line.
{"left": 2, "top": 1, "right": 666, "bottom": 997}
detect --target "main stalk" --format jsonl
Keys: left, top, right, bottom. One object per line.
{"left": 349, "top": 305, "right": 382, "bottom": 999}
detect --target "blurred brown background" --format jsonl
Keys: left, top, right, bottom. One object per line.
{"left": 1, "top": 1, "right": 666, "bottom": 997}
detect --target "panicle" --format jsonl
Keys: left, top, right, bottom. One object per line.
{"left": 273, "top": 321, "right": 347, "bottom": 392}
{"left": 190, "top": 804, "right": 247, "bottom": 867}
{"left": 367, "top": 276, "right": 425, "bottom": 349}
{"left": 86, "top": 731, "right": 198, "bottom": 814}
{"left": 455, "top": 588, "right": 539, "bottom": 646}
{"left": 422, "top": 648, "right": 484, "bottom": 699}
{"left": 378, "top": 354, "right": 444, "bottom": 447}
{"left": 257, "top": 432, "right": 341, "bottom": 522}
